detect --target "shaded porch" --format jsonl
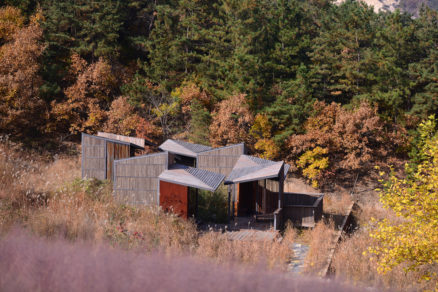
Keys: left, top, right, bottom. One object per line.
{"left": 224, "top": 155, "right": 288, "bottom": 231}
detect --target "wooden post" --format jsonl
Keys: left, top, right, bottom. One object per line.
{"left": 227, "top": 185, "right": 231, "bottom": 223}
{"left": 277, "top": 164, "right": 284, "bottom": 230}
{"left": 278, "top": 165, "right": 284, "bottom": 209}
{"left": 195, "top": 188, "right": 199, "bottom": 218}
{"left": 263, "top": 179, "right": 267, "bottom": 214}
{"left": 254, "top": 181, "right": 258, "bottom": 213}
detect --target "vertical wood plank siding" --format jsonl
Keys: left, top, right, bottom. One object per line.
{"left": 113, "top": 153, "right": 168, "bottom": 206}
{"left": 196, "top": 144, "right": 245, "bottom": 176}
{"left": 106, "top": 141, "right": 131, "bottom": 181}
{"left": 81, "top": 134, "right": 132, "bottom": 181}
{"left": 81, "top": 134, "right": 107, "bottom": 180}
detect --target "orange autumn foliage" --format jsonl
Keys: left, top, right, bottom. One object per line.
{"left": 209, "top": 94, "right": 254, "bottom": 147}
{"left": 51, "top": 54, "right": 119, "bottom": 134}
{"left": 287, "top": 101, "right": 406, "bottom": 173}
{"left": 136, "top": 117, "right": 163, "bottom": 152}
{"left": 103, "top": 96, "right": 141, "bottom": 136}
{"left": 0, "top": 6, "right": 25, "bottom": 42}
{"left": 0, "top": 12, "right": 46, "bottom": 136}
{"left": 176, "top": 81, "right": 211, "bottom": 115}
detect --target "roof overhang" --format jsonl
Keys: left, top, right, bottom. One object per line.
{"left": 158, "top": 139, "right": 212, "bottom": 158}
{"left": 96, "top": 132, "right": 146, "bottom": 150}
{"left": 224, "top": 155, "right": 284, "bottom": 185}
{"left": 159, "top": 164, "right": 224, "bottom": 192}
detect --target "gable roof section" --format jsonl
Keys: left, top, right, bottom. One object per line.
{"left": 158, "top": 164, "right": 225, "bottom": 192}
{"left": 158, "top": 139, "right": 212, "bottom": 157}
{"left": 225, "top": 155, "right": 284, "bottom": 184}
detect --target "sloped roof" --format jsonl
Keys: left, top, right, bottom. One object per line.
{"left": 97, "top": 131, "right": 152, "bottom": 148}
{"left": 225, "top": 155, "right": 284, "bottom": 184}
{"left": 158, "top": 139, "right": 212, "bottom": 157}
{"left": 284, "top": 164, "right": 291, "bottom": 179}
{"left": 159, "top": 164, "right": 224, "bottom": 192}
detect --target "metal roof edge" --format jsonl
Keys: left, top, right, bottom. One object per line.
{"left": 197, "top": 143, "right": 245, "bottom": 155}
{"left": 81, "top": 132, "right": 135, "bottom": 147}
{"left": 224, "top": 173, "right": 280, "bottom": 185}
{"left": 158, "top": 177, "right": 216, "bottom": 192}
{"left": 114, "top": 151, "right": 169, "bottom": 163}
{"left": 158, "top": 139, "right": 198, "bottom": 157}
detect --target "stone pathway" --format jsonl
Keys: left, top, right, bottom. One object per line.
{"left": 287, "top": 243, "right": 309, "bottom": 274}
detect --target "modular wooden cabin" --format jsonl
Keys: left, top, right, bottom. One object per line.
{"left": 81, "top": 135, "right": 324, "bottom": 230}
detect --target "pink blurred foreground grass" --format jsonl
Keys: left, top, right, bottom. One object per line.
{"left": 0, "top": 229, "right": 362, "bottom": 292}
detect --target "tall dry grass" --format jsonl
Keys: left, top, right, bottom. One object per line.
{"left": 330, "top": 193, "right": 438, "bottom": 291}
{"left": 302, "top": 220, "right": 336, "bottom": 275}
{"left": 0, "top": 229, "right": 363, "bottom": 292}
{"left": 332, "top": 229, "right": 437, "bottom": 291}
{"left": 0, "top": 139, "right": 293, "bottom": 270}
{"left": 196, "top": 231, "right": 291, "bottom": 270}
{"left": 324, "top": 192, "right": 353, "bottom": 215}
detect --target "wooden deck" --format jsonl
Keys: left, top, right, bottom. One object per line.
{"left": 226, "top": 229, "right": 278, "bottom": 241}
{"left": 199, "top": 216, "right": 279, "bottom": 242}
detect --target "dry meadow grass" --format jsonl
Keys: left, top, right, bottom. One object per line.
{"left": 332, "top": 228, "right": 437, "bottom": 291}
{"left": 0, "top": 229, "right": 363, "bottom": 292}
{"left": 301, "top": 220, "right": 336, "bottom": 276}
{"left": 324, "top": 192, "right": 353, "bottom": 215}
{"left": 331, "top": 191, "right": 438, "bottom": 291}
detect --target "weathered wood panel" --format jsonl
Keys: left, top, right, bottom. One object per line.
{"left": 159, "top": 181, "right": 189, "bottom": 218}
{"left": 113, "top": 152, "right": 167, "bottom": 205}
{"left": 82, "top": 133, "right": 133, "bottom": 181}
{"left": 106, "top": 141, "right": 131, "bottom": 181}
{"left": 197, "top": 144, "right": 245, "bottom": 176}
{"left": 81, "top": 133, "right": 107, "bottom": 180}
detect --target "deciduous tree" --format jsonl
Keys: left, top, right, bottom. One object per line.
{"left": 369, "top": 121, "right": 438, "bottom": 284}
{"left": 0, "top": 10, "right": 46, "bottom": 138}
{"left": 209, "top": 93, "right": 254, "bottom": 147}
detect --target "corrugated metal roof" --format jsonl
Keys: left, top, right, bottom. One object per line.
{"left": 225, "top": 155, "right": 284, "bottom": 184}
{"left": 158, "top": 164, "right": 224, "bottom": 192}
{"left": 158, "top": 139, "right": 212, "bottom": 157}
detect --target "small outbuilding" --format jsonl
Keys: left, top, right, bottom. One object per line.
{"left": 81, "top": 133, "right": 323, "bottom": 230}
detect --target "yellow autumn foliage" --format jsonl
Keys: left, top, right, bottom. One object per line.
{"left": 369, "top": 128, "right": 438, "bottom": 286}
{"left": 296, "top": 147, "right": 329, "bottom": 188}
{"left": 250, "top": 114, "right": 279, "bottom": 160}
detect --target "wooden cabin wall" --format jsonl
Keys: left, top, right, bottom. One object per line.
{"left": 159, "top": 181, "right": 189, "bottom": 219}
{"left": 106, "top": 141, "right": 131, "bottom": 181}
{"left": 113, "top": 153, "right": 167, "bottom": 205}
{"left": 283, "top": 193, "right": 324, "bottom": 228}
{"left": 81, "top": 134, "right": 107, "bottom": 180}
{"left": 255, "top": 179, "right": 279, "bottom": 214}
{"left": 197, "top": 144, "right": 245, "bottom": 176}
{"left": 82, "top": 134, "right": 133, "bottom": 181}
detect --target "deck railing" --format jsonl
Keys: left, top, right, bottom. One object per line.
{"left": 283, "top": 193, "right": 324, "bottom": 228}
